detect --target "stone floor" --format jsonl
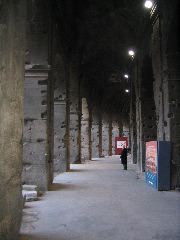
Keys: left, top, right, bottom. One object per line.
{"left": 19, "top": 156, "right": 180, "bottom": 240}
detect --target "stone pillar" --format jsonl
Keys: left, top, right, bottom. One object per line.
{"left": 99, "top": 113, "right": 103, "bottom": 157}
{"left": 130, "top": 81, "right": 137, "bottom": 164}
{"left": 67, "top": 58, "right": 81, "bottom": 164}
{"left": 91, "top": 107, "right": 100, "bottom": 158}
{"left": 136, "top": 94, "right": 143, "bottom": 171}
{"left": 89, "top": 108, "right": 92, "bottom": 160}
{"left": 22, "top": 0, "right": 53, "bottom": 190}
{"left": 47, "top": 69, "right": 54, "bottom": 186}
{"left": 167, "top": 52, "right": 180, "bottom": 188}
{"left": 53, "top": 51, "right": 67, "bottom": 174}
{"left": 81, "top": 98, "right": 90, "bottom": 161}
{"left": 108, "top": 116, "right": 113, "bottom": 156}
{"left": 152, "top": 1, "right": 180, "bottom": 188}
{"left": 65, "top": 63, "right": 71, "bottom": 170}
{"left": 23, "top": 67, "right": 51, "bottom": 191}
{"left": 134, "top": 57, "right": 144, "bottom": 171}
{"left": 118, "top": 119, "right": 123, "bottom": 136}
{"left": 112, "top": 119, "right": 119, "bottom": 155}
{"left": 102, "top": 113, "right": 109, "bottom": 157}
{"left": 0, "top": 1, "right": 26, "bottom": 239}
{"left": 152, "top": 18, "right": 167, "bottom": 141}
{"left": 135, "top": 55, "right": 157, "bottom": 172}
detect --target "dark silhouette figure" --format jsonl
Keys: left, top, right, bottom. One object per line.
{"left": 120, "top": 147, "right": 127, "bottom": 170}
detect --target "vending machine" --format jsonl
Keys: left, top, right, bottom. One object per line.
{"left": 146, "top": 141, "right": 171, "bottom": 191}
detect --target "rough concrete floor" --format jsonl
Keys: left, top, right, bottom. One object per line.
{"left": 19, "top": 157, "right": 180, "bottom": 240}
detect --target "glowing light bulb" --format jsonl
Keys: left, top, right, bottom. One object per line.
{"left": 144, "top": 0, "right": 153, "bottom": 9}
{"left": 128, "top": 50, "right": 135, "bottom": 57}
{"left": 124, "top": 74, "right": 129, "bottom": 79}
{"left": 125, "top": 89, "right": 130, "bottom": 93}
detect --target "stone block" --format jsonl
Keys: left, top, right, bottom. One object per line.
{"left": 22, "top": 184, "right": 38, "bottom": 192}
{"left": 23, "top": 142, "right": 47, "bottom": 165}
{"left": 24, "top": 80, "right": 42, "bottom": 119}
{"left": 23, "top": 119, "right": 47, "bottom": 142}
{"left": 22, "top": 164, "right": 48, "bottom": 191}
{"left": 22, "top": 190, "right": 38, "bottom": 201}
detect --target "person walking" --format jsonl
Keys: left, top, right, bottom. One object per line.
{"left": 120, "top": 146, "right": 127, "bottom": 170}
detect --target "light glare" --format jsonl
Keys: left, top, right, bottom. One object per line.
{"left": 124, "top": 74, "right": 129, "bottom": 79}
{"left": 128, "top": 50, "right": 135, "bottom": 56}
{"left": 144, "top": 0, "right": 153, "bottom": 9}
{"left": 125, "top": 89, "right": 130, "bottom": 93}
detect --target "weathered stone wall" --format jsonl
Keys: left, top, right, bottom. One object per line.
{"left": 168, "top": 52, "right": 180, "bottom": 187}
{"left": 152, "top": 18, "right": 168, "bottom": 141}
{"left": 98, "top": 113, "right": 103, "bottom": 157}
{"left": 136, "top": 97, "right": 143, "bottom": 170}
{"left": 127, "top": 12, "right": 158, "bottom": 172}
{"left": 91, "top": 107, "right": 100, "bottom": 158}
{"left": 108, "top": 116, "right": 113, "bottom": 156}
{"left": 142, "top": 56, "right": 157, "bottom": 170}
{"left": 81, "top": 98, "right": 90, "bottom": 161}
{"left": 68, "top": 59, "right": 81, "bottom": 163}
{"left": 22, "top": 0, "right": 53, "bottom": 191}
{"left": 118, "top": 119, "right": 123, "bottom": 136}
{"left": 130, "top": 81, "right": 137, "bottom": 163}
{"left": 112, "top": 120, "right": 119, "bottom": 155}
{"left": 162, "top": 1, "right": 180, "bottom": 188}
{"left": 0, "top": 1, "right": 26, "bottom": 239}
{"left": 102, "top": 113, "right": 109, "bottom": 157}
{"left": 53, "top": 47, "right": 67, "bottom": 173}
{"left": 23, "top": 68, "right": 50, "bottom": 191}
{"left": 152, "top": 1, "right": 180, "bottom": 188}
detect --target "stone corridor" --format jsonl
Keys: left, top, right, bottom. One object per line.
{"left": 0, "top": 1, "right": 180, "bottom": 239}
{"left": 19, "top": 157, "right": 180, "bottom": 240}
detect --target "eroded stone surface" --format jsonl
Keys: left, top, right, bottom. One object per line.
{"left": 0, "top": 1, "right": 26, "bottom": 239}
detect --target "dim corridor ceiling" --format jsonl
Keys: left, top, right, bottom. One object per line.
{"left": 54, "top": 0, "right": 150, "bottom": 115}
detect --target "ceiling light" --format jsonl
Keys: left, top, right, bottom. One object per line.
{"left": 124, "top": 74, "right": 129, "bottom": 79}
{"left": 125, "top": 89, "right": 130, "bottom": 93}
{"left": 144, "top": 0, "right": 153, "bottom": 9}
{"left": 128, "top": 50, "right": 135, "bottom": 57}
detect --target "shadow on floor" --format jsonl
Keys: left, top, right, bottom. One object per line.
{"left": 49, "top": 183, "right": 86, "bottom": 191}
{"left": 19, "top": 233, "right": 67, "bottom": 240}
{"left": 68, "top": 169, "right": 86, "bottom": 172}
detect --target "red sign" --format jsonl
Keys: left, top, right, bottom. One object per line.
{"left": 146, "top": 141, "right": 157, "bottom": 174}
{"left": 115, "top": 137, "right": 128, "bottom": 155}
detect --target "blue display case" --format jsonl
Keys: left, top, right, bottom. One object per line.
{"left": 146, "top": 141, "right": 171, "bottom": 191}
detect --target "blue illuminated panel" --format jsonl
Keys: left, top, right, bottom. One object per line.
{"left": 146, "top": 171, "right": 157, "bottom": 189}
